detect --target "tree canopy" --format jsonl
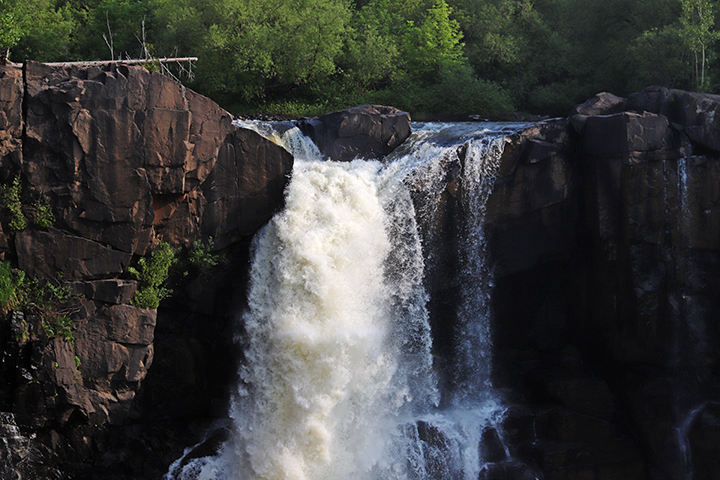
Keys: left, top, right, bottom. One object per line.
{"left": 2, "top": 0, "right": 719, "bottom": 118}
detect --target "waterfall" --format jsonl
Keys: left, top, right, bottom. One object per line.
{"left": 167, "top": 121, "right": 522, "bottom": 480}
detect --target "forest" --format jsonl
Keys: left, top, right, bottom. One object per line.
{"left": 0, "top": 0, "right": 718, "bottom": 118}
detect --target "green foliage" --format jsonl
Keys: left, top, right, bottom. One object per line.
{"left": 188, "top": 238, "right": 226, "bottom": 274}
{"left": 129, "top": 241, "right": 177, "bottom": 309}
{"left": 42, "top": 315, "right": 74, "bottom": 344}
{"left": 2, "top": 270, "right": 81, "bottom": 345}
{"left": 1, "top": 176, "right": 27, "bottom": 232}
{"left": 680, "top": 0, "right": 720, "bottom": 90}
{"left": 21, "top": 276, "right": 79, "bottom": 322}
{"left": 626, "top": 26, "right": 691, "bottom": 93}
{"left": 32, "top": 197, "right": 55, "bottom": 229}
{"left": 7, "top": 0, "right": 77, "bottom": 61}
{"left": 374, "top": 62, "right": 512, "bottom": 117}
{"left": 402, "top": 0, "right": 464, "bottom": 81}
{"left": 0, "top": 261, "right": 25, "bottom": 314}
{"left": 155, "top": 0, "right": 352, "bottom": 105}
{"left": 4, "top": 0, "right": 720, "bottom": 116}
{"left": 0, "top": 0, "right": 22, "bottom": 52}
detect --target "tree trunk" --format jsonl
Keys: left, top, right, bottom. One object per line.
{"left": 40, "top": 58, "right": 198, "bottom": 67}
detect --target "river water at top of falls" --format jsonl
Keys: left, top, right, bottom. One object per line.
{"left": 166, "top": 120, "right": 527, "bottom": 480}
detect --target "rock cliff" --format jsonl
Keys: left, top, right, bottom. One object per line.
{"left": 0, "top": 61, "right": 413, "bottom": 478}
{"left": 423, "top": 87, "right": 720, "bottom": 480}
{"left": 0, "top": 61, "right": 294, "bottom": 478}
{"left": 2, "top": 59, "right": 719, "bottom": 480}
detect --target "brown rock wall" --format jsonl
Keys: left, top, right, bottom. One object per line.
{"left": 0, "top": 61, "right": 295, "bottom": 477}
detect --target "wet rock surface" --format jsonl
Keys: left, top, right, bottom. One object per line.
{"left": 484, "top": 87, "right": 720, "bottom": 480}
{"left": 298, "top": 104, "right": 411, "bottom": 161}
{"left": 409, "top": 86, "right": 720, "bottom": 480}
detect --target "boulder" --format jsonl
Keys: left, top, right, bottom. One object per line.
{"left": 671, "top": 91, "right": 720, "bottom": 153}
{"left": 569, "top": 91, "right": 625, "bottom": 133}
{"left": 624, "top": 85, "right": 680, "bottom": 117}
{"left": 298, "top": 105, "right": 411, "bottom": 161}
{"left": 21, "top": 61, "right": 239, "bottom": 254}
{"left": 625, "top": 87, "right": 720, "bottom": 155}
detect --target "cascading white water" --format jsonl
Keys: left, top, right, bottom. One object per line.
{"left": 167, "top": 121, "right": 522, "bottom": 480}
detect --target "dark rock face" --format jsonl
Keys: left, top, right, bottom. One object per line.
{"left": 574, "top": 88, "right": 720, "bottom": 480}
{"left": 479, "top": 87, "right": 720, "bottom": 480}
{"left": 21, "top": 60, "right": 290, "bottom": 255}
{"left": 0, "top": 61, "right": 293, "bottom": 477}
{"left": 15, "top": 229, "right": 133, "bottom": 280}
{"left": 407, "top": 86, "right": 720, "bottom": 480}
{"left": 199, "top": 128, "right": 293, "bottom": 249}
{"left": 298, "top": 104, "right": 411, "bottom": 161}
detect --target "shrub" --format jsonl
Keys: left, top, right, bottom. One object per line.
{"left": 188, "top": 238, "right": 226, "bottom": 274}
{"left": 1, "top": 176, "right": 26, "bottom": 232}
{"left": 42, "top": 315, "right": 74, "bottom": 344}
{"left": 0, "top": 260, "right": 25, "bottom": 314}
{"left": 22, "top": 277, "right": 80, "bottom": 343}
{"left": 32, "top": 197, "right": 55, "bottom": 229}
{"left": 4, "top": 271, "right": 81, "bottom": 345}
{"left": 129, "top": 242, "right": 177, "bottom": 309}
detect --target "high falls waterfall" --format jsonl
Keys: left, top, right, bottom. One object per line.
{"left": 166, "top": 121, "right": 526, "bottom": 480}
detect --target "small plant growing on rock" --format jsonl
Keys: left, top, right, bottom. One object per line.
{"left": 1, "top": 176, "right": 26, "bottom": 232}
{"left": 187, "top": 237, "right": 226, "bottom": 276}
{"left": 129, "top": 241, "right": 177, "bottom": 309}
{"left": 21, "top": 277, "right": 81, "bottom": 345}
{"left": 0, "top": 261, "right": 25, "bottom": 314}
{"left": 42, "top": 315, "right": 74, "bottom": 344}
{"left": 31, "top": 197, "right": 55, "bottom": 229}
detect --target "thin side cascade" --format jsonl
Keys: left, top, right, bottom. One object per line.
{"left": 454, "top": 136, "right": 506, "bottom": 405}
{"left": 166, "top": 121, "right": 523, "bottom": 480}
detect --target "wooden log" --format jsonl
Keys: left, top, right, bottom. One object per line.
{"left": 40, "top": 57, "right": 198, "bottom": 67}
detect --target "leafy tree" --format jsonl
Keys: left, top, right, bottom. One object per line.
{"left": 680, "top": 0, "right": 720, "bottom": 90}
{"left": 7, "top": 0, "right": 77, "bottom": 62}
{"left": 402, "top": 0, "right": 464, "bottom": 81}
{"left": 343, "top": 23, "right": 399, "bottom": 92}
{"left": 155, "top": 0, "right": 352, "bottom": 107}
{"left": 78, "top": 0, "right": 158, "bottom": 61}
{"left": 0, "top": 0, "right": 22, "bottom": 57}
{"left": 626, "top": 26, "right": 690, "bottom": 92}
